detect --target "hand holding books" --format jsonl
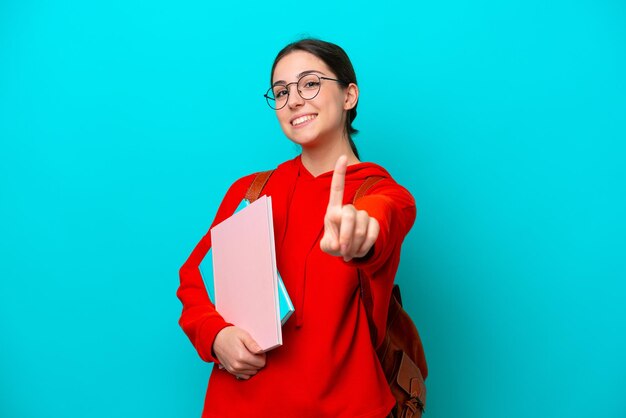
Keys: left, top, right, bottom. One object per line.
{"left": 213, "top": 326, "right": 267, "bottom": 380}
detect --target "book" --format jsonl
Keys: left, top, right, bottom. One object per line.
{"left": 208, "top": 195, "right": 284, "bottom": 351}
{"left": 199, "top": 200, "right": 294, "bottom": 325}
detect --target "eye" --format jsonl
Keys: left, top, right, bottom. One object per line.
{"left": 273, "top": 88, "right": 288, "bottom": 99}
{"left": 298, "top": 76, "right": 320, "bottom": 90}
{"left": 302, "top": 80, "right": 320, "bottom": 89}
{"left": 298, "top": 74, "right": 321, "bottom": 90}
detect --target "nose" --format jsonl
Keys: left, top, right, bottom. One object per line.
{"left": 287, "top": 84, "right": 305, "bottom": 109}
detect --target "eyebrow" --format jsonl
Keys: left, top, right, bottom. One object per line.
{"left": 272, "top": 70, "right": 327, "bottom": 87}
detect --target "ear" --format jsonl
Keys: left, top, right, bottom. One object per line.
{"left": 343, "top": 83, "right": 359, "bottom": 111}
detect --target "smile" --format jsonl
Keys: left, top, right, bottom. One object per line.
{"left": 291, "top": 114, "right": 317, "bottom": 127}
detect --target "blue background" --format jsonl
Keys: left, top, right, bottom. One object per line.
{"left": 1, "top": 0, "right": 625, "bottom": 417}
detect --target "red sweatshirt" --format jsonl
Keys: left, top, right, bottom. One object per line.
{"left": 177, "top": 155, "right": 416, "bottom": 418}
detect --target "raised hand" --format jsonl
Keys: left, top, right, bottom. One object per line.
{"left": 212, "top": 326, "right": 267, "bottom": 380}
{"left": 320, "top": 155, "right": 380, "bottom": 262}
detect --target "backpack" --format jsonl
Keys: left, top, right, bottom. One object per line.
{"left": 354, "top": 177, "right": 428, "bottom": 418}
{"left": 246, "top": 170, "right": 428, "bottom": 418}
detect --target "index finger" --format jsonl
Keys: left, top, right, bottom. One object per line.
{"left": 328, "top": 155, "right": 348, "bottom": 209}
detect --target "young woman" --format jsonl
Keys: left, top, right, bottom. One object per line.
{"left": 177, "top": 39, "right": 417, "bottom": 418}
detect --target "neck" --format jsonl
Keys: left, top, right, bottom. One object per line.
{"left": 300, "top": 134, "right": 360, "bottom": 177}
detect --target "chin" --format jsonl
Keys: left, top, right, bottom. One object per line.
{"left": 286, "top": 129, "right": 320, "bottom": 147}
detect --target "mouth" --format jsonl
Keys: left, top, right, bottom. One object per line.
{"left": 290, "top": 114, "right": 318, "bottom": 127}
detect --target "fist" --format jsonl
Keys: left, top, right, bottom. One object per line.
{"left": 320, "top": 155, "right": 380, "bottom": 262}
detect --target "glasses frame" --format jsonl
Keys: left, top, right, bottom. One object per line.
{"left": 264, "top": 74, "right": 348, "bottom": 110}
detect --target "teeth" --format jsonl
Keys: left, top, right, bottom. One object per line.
{"left": 292, "top": 114, "right": 316, "bottom": 126}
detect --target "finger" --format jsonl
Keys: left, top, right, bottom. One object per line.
{"left": 327, "top": 155, "right": 347, "bottom": 210}
{"left": 338, "top": 205, "right": 356, "bottom": 259}
{"left": 321, "top": 212, "right": 341, "bottom": 254}
{"left": 237, "top": 353, "right": 266, "bottom": 370}
{"left": 356, "top": 217, "right": 380, "bottom": 258}
{"left": 241, "top": 332, "right": 263, "bottom": 354}
{"left": 230, "top": 367, "right": 260, "bottom": 376}
{"left": 244, "top": 352, "right": 267, "bottom": 369}
{"left": 236, "top": 332, "right": 267, "bottom": 369}
{"left": 228, "top": 350, "right": 266, "bottom": 372}
{"left": 320, "top": 231, "right": 339, "bottom": 255}
{"left": 347, "top": 210, "right": 370, "bottom": 260}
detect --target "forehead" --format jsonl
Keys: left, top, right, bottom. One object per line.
{"left": 272, "top": 51, "right": 333, "bottom": 83}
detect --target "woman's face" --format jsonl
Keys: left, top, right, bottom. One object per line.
{"left": 271, "top": 51, "right": 354, "bottom": 149}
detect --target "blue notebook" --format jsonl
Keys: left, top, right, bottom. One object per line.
{"left": 199, "top": 199, "right": 295, "bottom": 325}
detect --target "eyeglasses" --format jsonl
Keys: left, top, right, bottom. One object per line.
{"left": 264, "top": 74, "right": 347, "bottom": 110}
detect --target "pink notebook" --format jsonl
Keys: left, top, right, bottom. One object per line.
{"left": 210, "top": 195, "right": 282, "bottom": 352}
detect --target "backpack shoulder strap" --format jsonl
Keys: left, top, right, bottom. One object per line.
{"left": 244, "top": 169, "right": 275, "bottom": 203}
{"left": 353, "top": 176, "right": 385, "bottom": 203}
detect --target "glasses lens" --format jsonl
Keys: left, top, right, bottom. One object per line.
{"left": 265, "top": 85, "right": 288, "bottom": 110}
{"left": 297, "top": 74, "right": 321, "bottom": 100}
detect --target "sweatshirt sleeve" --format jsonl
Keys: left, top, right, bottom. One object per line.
{"left": 350, "top": 178, "right": 416, "bottom": 274}
{"left": 176, "top": 174, "right": 256, "bottom": 363}
{"left": 349, "top": 178, "right": 417, "bottom": 348}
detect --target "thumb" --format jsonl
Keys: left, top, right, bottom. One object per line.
{"left": 241, "top": 333, "right": 263, "bottom": 354}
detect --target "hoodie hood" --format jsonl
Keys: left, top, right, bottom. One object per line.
{"left": 293, "top": 154, "right": 393, "bottom": 185}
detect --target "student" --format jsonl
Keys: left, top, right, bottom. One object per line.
{"left": 177, "top": 38, "right": 417, "bottom": 418}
